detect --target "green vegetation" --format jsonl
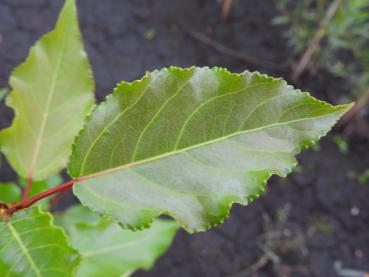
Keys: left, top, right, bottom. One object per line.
{"left": 274, "top": 0, "right": 369, "bottom": 99}
{"left": 0, "top": 0, "right": 351, "bottom": 275}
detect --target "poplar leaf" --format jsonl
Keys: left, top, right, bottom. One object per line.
{"left": 0, "top": 0, "right": 94, "bottom": 180}
{"left": 59, "top": 205, "right": 178, "bottom": 277}
{"left": 68, "top": 67, "right": 351, "bottom": 233}
{"left": 0, "top": 208, "right": 80, "bottom": 276}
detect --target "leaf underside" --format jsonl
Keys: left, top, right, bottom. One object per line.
{"left": 0, "top": 0, "right": 94, "bottom": 180}
{"left": 59, "top": 205, "right": 179, "bottom": 277}
{"left": 0, "top": 208, "right": 80, "bottom": 277}
{"left": 68, "top": 67, "right": 351, "bottom": 233}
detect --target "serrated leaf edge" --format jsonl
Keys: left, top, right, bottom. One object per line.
{"left": 3, "top": 207, "right": 82, "bottom": 276}
{"left": 0, "top": 0, "right": 95, "bottom": 180}
{"left": 69, "top": 66, "right": 351, "bottom": 233}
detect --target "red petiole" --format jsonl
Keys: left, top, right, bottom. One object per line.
{"left": 12, "top": 179, "right": 77, "bottom": 213}
{"left": 21, "top": 176, "right": 34, "bottom": 206}
{"left": 7, "top": 159, "right": 131, "bottom": 217}
{"left": 10, "top": 175, "right": 92, "bottom": 215}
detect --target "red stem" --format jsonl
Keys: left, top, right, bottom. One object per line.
{"left": 21, "top": 176, "right": 33, "bottom": 206}
{"left": 9, "top": 163, "right": 128, "bottom": 215}
{"left": 49, "top": 186, "right": 72, "bottom": 209}
{"left": 12, "top": 179, "right": 78, "bottom": 213}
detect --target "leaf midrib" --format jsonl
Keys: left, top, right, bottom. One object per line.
{"left": 130, "top": 77, "right": 193, "bottom": 162}
{"left": 7, "top": 221, "right": 42, "bottom": 277}
{"left": 79, "top": 109, "right": 342, "bottom": 180}
{"left": 78, "top": 81, "right": 267, "bottom": 176}
{"left": 27, "top": 32, "right": 68, "bottom": 179}
{"left": 78, "top": 81, "right": 152, "bottom": 176}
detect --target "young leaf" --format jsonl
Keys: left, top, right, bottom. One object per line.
{"left": 58, "top": 205, "right": 179, "bottom": 277}
{"left": 0, "top": 207, "right": 80, "bottom": 276}
{"left": 68, "top": 67, "right": 351, "bottom": 233}
{"left": 0, "top": 183, "right": 21, "bottom": 203}
{"left": 0, "top": 0, "right": 94, "bottom": 180}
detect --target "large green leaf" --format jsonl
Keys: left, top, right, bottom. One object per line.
{"left": 58, "top": 205, "right": 178, "bottom": 277}
{"left": 0, "top": 207, "right": 80, "bottom": 276}
{"left": 68, "top": 67, "right": 351, "bottom": 233}
{"left": 0, "top": 0, "right": 94, "bottom": 180}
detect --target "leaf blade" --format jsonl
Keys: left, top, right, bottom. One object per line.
{"left": 58, "top": 205, "right": 178, "bottom": 277}
{"left": 69, "top": 67, "right": 351, "bottom": 232}
{"left": 0, "top": 0, "right": 94, "bottom": 180}
{"left": 0, "top": 208, "right": 80, "bottom": 277}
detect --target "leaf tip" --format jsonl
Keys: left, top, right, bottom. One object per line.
{"left": 342, "top": 101, "right": 355, "bottom": 111}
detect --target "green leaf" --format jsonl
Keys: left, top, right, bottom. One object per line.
{"left": 0, "top": 207, "right": 80, "bottom": 276}
{"left": 56, "top": 205, "right": 101, "bottom": 229}
{"left": 59, "top": 205, "right": 178, "bottom": 277}
{"left": 0, "top": 0, "right": 95, "bottom": 180}
{"left": 68, "top": 67, "right": 351, "bottom": 233}
{"left": 0, "top": 183, "right": 21, "bottom": 203}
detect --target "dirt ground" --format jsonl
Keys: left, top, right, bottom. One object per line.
{"left": 0, "top": 0, "right": 368, "bottom": 276}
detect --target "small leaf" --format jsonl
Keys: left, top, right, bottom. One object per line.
{"left": 0, "top": 0, "right": 95, "bottom": 180}
{"left": 68, "top": 67, "right": 351, "bottom": 233}
{"left": 0, "top": 183, "right": 21, "bottom": 203}
{"left": 59, "top": 205, "right": 178, "bottom": 277}
{"left": 0, "top": 207, "right": 80, "bottom": 276}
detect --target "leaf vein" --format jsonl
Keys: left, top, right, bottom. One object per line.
{"left": 173, "top": 82, "right": 268, "bottom": 149}
{"left": 130, "top": 76, "right": 193, "bottom": 161}
{"left": 27, "top": 31, "right": 68, "bottom": 179}
{"left": 79, "top": 81, "right": 151, "bottom": 176}
{"left": 80, "top": 110, "right": 342, "bottom": 181}
{"left": 7, "top": 221, "right": 42, "bottom": 277}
